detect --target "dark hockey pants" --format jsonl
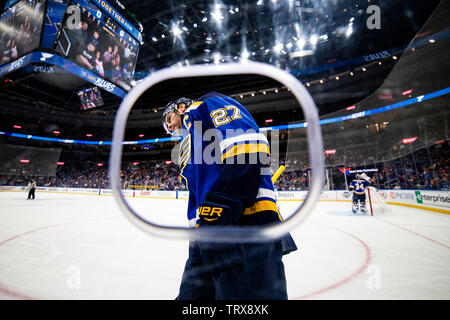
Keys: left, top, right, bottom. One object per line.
{"left": 28, "top": 188, "right": 35, "bottom": 199}
{"left": 177, "top": 240, "right": 288, "bottom": 300}
{"left": 353, "top": 193, "right": 366, "bottom": 205}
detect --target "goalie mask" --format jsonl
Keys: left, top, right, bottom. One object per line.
{"left": 162, "top": 97, "right": 194, "bottom": 135}
{"left": 357, "top": 172, "right": 371, "bottom": 182}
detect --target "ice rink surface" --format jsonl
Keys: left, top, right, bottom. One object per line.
{"left": 0, "top": 191, "right": 449, "bottom": 300}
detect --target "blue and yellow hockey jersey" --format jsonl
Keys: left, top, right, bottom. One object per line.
{"left": 178, "top": 92, "right": 280, "bottom": 228}
{"left": 349, "top": 179, "right": 370, "bottom": 195}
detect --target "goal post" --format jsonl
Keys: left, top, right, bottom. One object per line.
{"left": 366, "top": 187, "right": 392, "bottom": 216}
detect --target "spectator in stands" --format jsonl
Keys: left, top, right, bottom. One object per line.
{"left": 10, "top": 40, "right": 18, "bottom": 60}
{"left": 111, "top": 45, "right": 121, "bottom": 69}
{"left": 102, "top": 46, "right": 113, "bottom": 76}
{"left": 89, "top": 30, "right": 100, "bottom": 50}
{"left": 94, "top": 51, "right": 105, "bottom": 77}
{"left": 76, "top": 43, "right": 96, "bottom": 71}
{"left": 1, "top": 39, "right": 12, "bottom": 64}
{"left": 0, "top": 142, "right": 448, "bottom": 192}
{"left": 66, "top": 20, "right": 89, "bottom": 57}
{"left": 112, "top": 65, "right": 122, "bottom": 84}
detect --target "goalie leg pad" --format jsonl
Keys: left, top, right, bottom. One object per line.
{"left": 352, "top": 201, "right": 358, "bottom": 213}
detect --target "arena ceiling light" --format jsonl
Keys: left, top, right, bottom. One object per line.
{"left": 171, "top": 23, "right": 182, "bottom": 37}
{"left": 310, "top": 34, "right": 318, "bottom": 46}
{"left": 273, "top": 43, "right": 283, "bottom": 54}
{"left": 402, "top": 89, "right": 414, "bottom": 95}
{"left": 213, "top": 52, "right": 221, "bottom": 64}
{"left": 402, "top": 137, "right": 418, "bottom": 144}
{"left": 290, "top": 49, "right": 314, "bottom": 58}
{"left": 346, "top": 23, "right": 354, "bottom": 37}
{"left": 240, "top": 48, "right": 250, "bottom": 61}
{"left": 211, "top": 3, "right": 224, "bottom": 24}
{"left": 297, "top": 36, "right": 305, "bottom": 49}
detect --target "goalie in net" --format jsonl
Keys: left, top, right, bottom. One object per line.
{"left": 349, "top": 173, "right": 392, "bottom": 216}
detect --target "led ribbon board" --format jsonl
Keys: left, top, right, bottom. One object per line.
{"left": 1, "top": 86, "right": 449, "bottom": 145}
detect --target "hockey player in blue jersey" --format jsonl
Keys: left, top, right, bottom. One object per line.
{"left": 349, "top": 173, "right": 371, "bottom": 214}
{"left": 162, "top": 92, "right": 297, "bottom": 300}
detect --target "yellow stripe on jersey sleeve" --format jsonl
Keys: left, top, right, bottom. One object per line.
{"left": 221, "top": 143, "right": 270, "bottom": 161}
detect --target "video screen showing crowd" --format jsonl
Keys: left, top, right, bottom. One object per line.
{"left": 78, "top": 86, "right": 104, "bottom": 110}
{"left": 0, "top": 0, "right": 46, "bottom": 65}
{"left": 56, "top": 0, "right": 139, "bottom": 87}
{"left": 349, "top": 173, "right": 372, "bottom": 214}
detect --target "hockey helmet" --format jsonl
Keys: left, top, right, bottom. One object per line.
{"left": 161, "top": 97, "right": 194, "bottom": 135}
{"left": 358, "top": 172, "right": 371, "bottom": 182}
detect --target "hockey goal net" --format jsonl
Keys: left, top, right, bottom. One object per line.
{"left": 366, "top": 187, "right": 392, "bottom": 216}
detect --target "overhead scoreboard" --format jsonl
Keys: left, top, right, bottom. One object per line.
{"left": 0, "top": 0, "right": 143, "bottom": 99}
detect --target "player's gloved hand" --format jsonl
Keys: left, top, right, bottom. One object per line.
{"left": 198, "top": 191, "right": 243, "bottom": 226}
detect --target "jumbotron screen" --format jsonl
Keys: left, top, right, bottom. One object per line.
{"left": 78, "top": 86, "right": 104, "bottom": 110}
{"left": 0, "top": 0, "right": 46, "bottom": 65}
{"left": 56, "top": 0, "right": 139, "bottom": 88}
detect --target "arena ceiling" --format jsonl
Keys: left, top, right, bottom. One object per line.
{"left": 0, "top": 0, "right": 442, "bottom": 122}
{"left": 113, "top": 0, "right": 442, "bottom": 116}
